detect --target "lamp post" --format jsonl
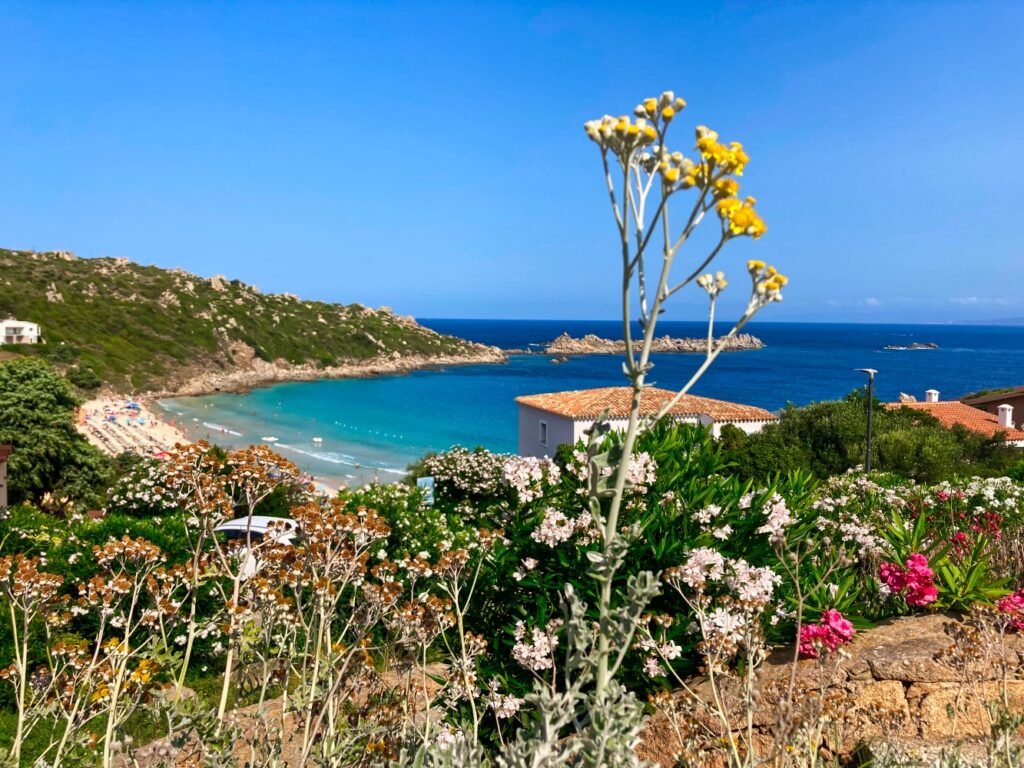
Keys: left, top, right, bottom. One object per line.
{"left": 855, "top": 368, "right": 878, "bottom": 473}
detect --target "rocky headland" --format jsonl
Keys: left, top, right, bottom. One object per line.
{"left": 0, "top": 248, "right": 506, "bottom": 395}
{"left": 160, "top": 340, "right": 507, "bottom": 397}
{"left": 544, "top": 332, "right": 765, "bottom": 355}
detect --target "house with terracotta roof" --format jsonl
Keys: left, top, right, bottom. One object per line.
{"left": 515, "top": 386, "right": 777, "bottom": 457}
{"left": 889, "top": 389, "right": 1024, "bottom": 448}
{"left": 962, "top": 386, "right": 1024, "bottom": 421}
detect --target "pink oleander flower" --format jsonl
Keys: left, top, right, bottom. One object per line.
{"left": 969, "top": 511, "right": 1003, "bottom": 541}
{"left": 822, "top": 608, "right": 855, "bottom": 642}
{"left": 906, "top": 581, "right": 939, "bottom": 606}
{"left": 799, "top": 609, "right": 855, "bottom": 658}
{"left": 997, "top": 589, "right": 1024, "bottom": 631}
{"left": 879, "top": 561, "right": 906, "bottom": 593}
{"left": 798, "top": 624, "right": 830, "bottom": 657}
{"left": 880, "top": 553, "right": 938, "bottom": 607}
{"left": 949, "top": 531, "right": 970, "bottom": 559}
{"left": 756, "top": 494, "right": 793, "bottom": 544}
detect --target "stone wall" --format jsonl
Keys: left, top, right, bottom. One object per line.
{"left": 638, "top": 613, "right": 1024, "bottom": 766}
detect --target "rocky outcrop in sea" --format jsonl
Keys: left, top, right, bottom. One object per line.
{"left": 544, "top": 332, "right": 765, "bottom": 355}
{"left": 883, "top": 342, "right": 939, "bottom": 350}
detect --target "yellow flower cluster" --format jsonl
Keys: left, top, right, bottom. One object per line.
{"left": 712, "top": 178, "right": 739, "bottom": 199}
{"left": 696, "top": 271, "right": 728, "bottom": 298}
{"left": 656, "top": 151, "right": 699, "bottom": 189}
{"left": 584, "top": 114, "right": 658, "bottom": 156}
{"left": 130, "top": 658, "right": 159, "bottom": 685}
{"left": 633, "top": 90, "right": 687, "bottom": 124}
{"left": 747, "top": 260, "right": 789, "bottom": 302}
{"left": 716, "top": 196, "right": 767, "bottom": 239}
{"left": 696, "top": 126, "right": 749, "bottom": 176}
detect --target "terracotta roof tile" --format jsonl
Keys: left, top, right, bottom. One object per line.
{"left": 887, "top": 401, "right": 1024, "bottom": 442}
{"left": 515, "top": 386, "right": 776, "bottom": 423}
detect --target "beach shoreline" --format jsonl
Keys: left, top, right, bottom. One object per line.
{"left": 79, "top": 396, "right": 346, "bottom": 495}
{"left": 153, "top": 347, "right": 508, "bottom": 399}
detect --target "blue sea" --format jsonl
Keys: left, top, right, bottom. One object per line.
{"left": 159, "top": 320, "right": 1024, "bottom": 487}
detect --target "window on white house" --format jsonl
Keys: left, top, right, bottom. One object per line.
{"left": 539, "top": 420, "right": 548, "bottom": 446}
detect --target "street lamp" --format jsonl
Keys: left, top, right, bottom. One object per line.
{"left": 854, "top": 368, "right": 878, "bottom": 473}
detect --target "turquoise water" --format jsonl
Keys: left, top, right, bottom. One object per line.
{"left": 160, "top": 355, "right": 573, "bottom": 486}
{"left": 160, "top": 320, "right": 1024, "bottom": 487}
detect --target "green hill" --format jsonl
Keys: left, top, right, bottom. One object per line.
{"left": 0, "top": 248, "right": 500, "bottom": 393}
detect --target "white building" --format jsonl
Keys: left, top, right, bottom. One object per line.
{"left": 1, "top": 319, "right": 41, "bottom": 344}
{"left": 516, "top": 386, "right": 778, "bottom": 458}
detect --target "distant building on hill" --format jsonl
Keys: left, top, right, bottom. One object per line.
{"left": 0, "top": 445, "right": 11, "bottom": 510}
{"left": 515, "top": 386, "right": 778, "bottom": 458}
{"left": 1, "top": 318, "right": 41, "bottom": 344}
{"left": 890, "top": 389, "right": 1024, "bottom": 448}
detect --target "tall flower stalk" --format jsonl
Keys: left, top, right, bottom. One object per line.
{"left": 581, "top": 91, "right": 787, "bottom": 701}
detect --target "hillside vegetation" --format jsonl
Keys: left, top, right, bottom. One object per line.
{"left": 0, "top": 248, "right": 494, "bottom": 392}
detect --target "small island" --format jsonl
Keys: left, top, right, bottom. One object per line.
{"left": 544, "top": 332, "right": 765, "bottom": 355}
{"left": 883, "top": 342, "right": 939, "bottom": 350}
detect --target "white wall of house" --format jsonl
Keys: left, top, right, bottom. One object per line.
{"left": 518, "top": 406, "right": 721, "bottom": 456}
{"left": 1, "top": 319, "right": 41, "bottom": 344}
{"left": 701, "top": 416, "right": 776, "bottom": 439}
{"left": 572, "top": 417, "right": 629, "bottom": 445}
{"left": 518, "top": 405, "right": 577, "bottom": 458}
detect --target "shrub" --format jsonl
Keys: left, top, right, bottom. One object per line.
{"left": 722, "top": 390, "right": 1020, "bottom": 483}
{"left": 105, "top": 457, "right": 179, "bottom": 518}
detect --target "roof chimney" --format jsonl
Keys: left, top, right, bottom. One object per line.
{"left": 997, "top": 404, "right": 1014, "bottom": 430}
{"left": 925, "top": 389, "right": 939, "bottom": 403}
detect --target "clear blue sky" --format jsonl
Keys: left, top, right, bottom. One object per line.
{"left": 2, "top": 1, "right": 1022, "bottom": 323}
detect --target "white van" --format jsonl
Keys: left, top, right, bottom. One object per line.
{"left": 214, "top": 516, "right": 297, "bottom": 578}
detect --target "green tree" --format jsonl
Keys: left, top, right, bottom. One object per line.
{"left": 0, "top": 357, "right": 111, "bottom": 507}
{"left": 722, "top": 390, "right": 1018, "bottom": 483}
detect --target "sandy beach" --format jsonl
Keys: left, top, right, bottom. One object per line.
{"left": 78, "top": 396, "right": 341, "bottom": 495}
{"left": 77, "top": 396, "right": 189, "bottom": 457}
